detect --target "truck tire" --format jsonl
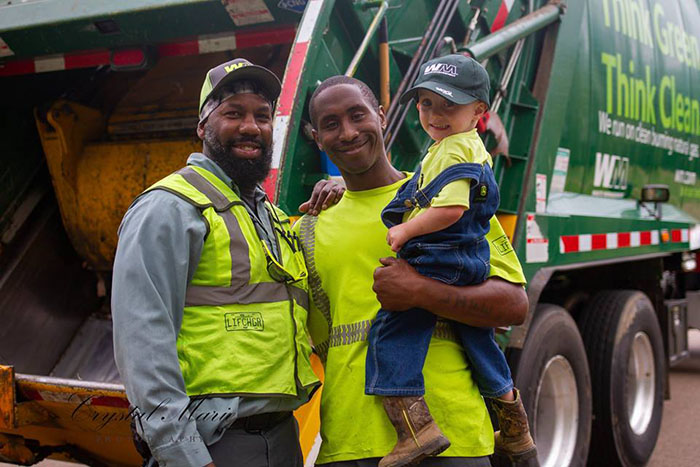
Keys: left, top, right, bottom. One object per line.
{"left": 578, "top": 291, "right": 664, "bottom": 466}
{"left": 511, "top": 304, "right": 592, "bottom": 467}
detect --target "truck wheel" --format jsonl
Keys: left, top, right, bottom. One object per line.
{"left": 578, "top": 291, "right": 664, "bottom": 466}
{"left": 511, "top": 304, "right": 592, "bottom": 467}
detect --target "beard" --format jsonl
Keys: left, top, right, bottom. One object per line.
{"left": 203, "top": 125, "right": 272, "bottom": 192}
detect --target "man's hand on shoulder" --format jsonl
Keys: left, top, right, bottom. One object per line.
{"left": 298, "top": 179, "right": 345, "bottom": 216}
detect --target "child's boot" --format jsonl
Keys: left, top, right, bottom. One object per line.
{"left": 379, "top": 396, "right": 451, "bottom": 467}
{"left": 491, "top": 388, "right": 538, "bottom": 462}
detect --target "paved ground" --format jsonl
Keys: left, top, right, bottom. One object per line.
{"left": 647, "top": 329, "right": 700, "bottom": 467}
{"left": 6, "top": 331, "right": 700, "bottom": 467}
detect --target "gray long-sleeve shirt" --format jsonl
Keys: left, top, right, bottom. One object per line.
{"left": 112, "top": 153, "right": 308, "bottom": 467}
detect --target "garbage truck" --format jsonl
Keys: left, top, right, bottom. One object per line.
{"left": 0, "top": 0, "right": 698, "bottom": 465}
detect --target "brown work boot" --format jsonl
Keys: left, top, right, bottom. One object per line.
{"left": 491, "top": 388, "right": 538, "bottom": 463}
{"left": 379, "top": 396, "right": 451, "bottom": 467}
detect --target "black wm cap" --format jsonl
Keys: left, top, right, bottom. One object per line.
{"left": 199, "top": 58, "right": 282, "bottom": 113}
{"left": 399, "top": 54, "right": 490, "bottom": 107}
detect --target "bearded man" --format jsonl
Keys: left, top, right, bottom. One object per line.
{"left": 112, "top": 59, "right": 320, "bottom": 467}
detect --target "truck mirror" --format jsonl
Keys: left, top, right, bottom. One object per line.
{"left": 640, "top": 185, "right": 670, "bottom": 203}
{"left": 638, "top": 185, "right": 670, "bottom": 220}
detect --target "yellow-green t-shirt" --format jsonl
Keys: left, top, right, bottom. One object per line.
{"left": 294, "top": 175, "right": 525, "bottom": 464}
{"left": 406, "top": 129, "right": 492, "bottom": 222}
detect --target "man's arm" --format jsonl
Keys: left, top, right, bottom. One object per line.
{"left": 112, "top": 192, "right": 212, "bottom": 467}
{"left": 372, "top": 257, "right": 527, "bottom": 327}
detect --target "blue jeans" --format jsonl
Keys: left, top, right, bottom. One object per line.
{"left": 365, "top": 162, "right": 512, "bottom": 398}
{"left": 365, "top": 308, "right": 513, "bottom": 398}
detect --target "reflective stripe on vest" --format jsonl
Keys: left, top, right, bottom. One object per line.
{"left": 146, "top": 165, "right": 318, "bottom": 397}
{"left": 315, "top": 319, "right": 458, "bottom": 359}
{"left": 175, "top": 167, "right": 309, "bottom": 309}
{"left": 298, "top": 215, "right": 333, "bottom": 360}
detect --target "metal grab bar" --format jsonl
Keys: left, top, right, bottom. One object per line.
{"left": 345, "top": 0, "right": 388, "bottom": 77}
{"left": 465, "top": 1, "right": 565, "bottom": 62}
{"left": 490, "top": 38, "right": 525, "bottom": 115}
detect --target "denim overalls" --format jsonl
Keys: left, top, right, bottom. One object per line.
{"left": 365, "top": 161, "right": 513, "bottom": 398}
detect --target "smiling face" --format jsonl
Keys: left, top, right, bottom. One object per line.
{"left": 311, "top": 83, "right": 387, "bottom": 178}
{"left": 198, "top": 92, "right": 273, "bottom": 159}
{"left": 197, "top": 92, "right": 273, "bottom": 189}
{"left": 416, "top": 89, "right": 487, "bottom": 142}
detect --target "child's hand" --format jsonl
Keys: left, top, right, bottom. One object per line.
{"left": 386, "top": 225, "right": 410, "bottom": 252}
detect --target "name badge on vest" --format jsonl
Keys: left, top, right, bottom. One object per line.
{"left": 225, "top": 312, "right": 264, "bottom": 331}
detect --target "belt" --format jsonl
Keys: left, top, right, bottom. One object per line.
{"left": 230, "top": 411, "right": 292, "bottom": 432}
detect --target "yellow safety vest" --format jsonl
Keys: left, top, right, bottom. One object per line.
{"left": 146, "top": 165, "right": 320, "bottom": 398}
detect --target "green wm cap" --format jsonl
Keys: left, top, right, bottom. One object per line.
{"left": 198, "top": 58, "right": 282, "bottom": 113}
{"left": 399, "top": 54, "right": 490, "bottom": 107}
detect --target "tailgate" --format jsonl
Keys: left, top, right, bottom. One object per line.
{"left": 0, "top": 365, "right": 138, "bottom": 466}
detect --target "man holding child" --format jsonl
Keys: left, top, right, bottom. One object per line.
{"left": 297, "top": 57, "right": 530, "bottom": 467}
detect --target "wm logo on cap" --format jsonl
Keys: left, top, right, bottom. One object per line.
{"left": 424, "top": 63, "right": 457, "bottom": 77}
{"left": 225, "top": 62, "right": 247, "bottom": 73}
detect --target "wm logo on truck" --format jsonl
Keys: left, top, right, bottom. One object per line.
{"left": 594, "top": 152, "right": 629, "bottom": 190}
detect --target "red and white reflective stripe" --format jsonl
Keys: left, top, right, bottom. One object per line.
{"left": 266, "top": 0, "right": 323, "bottom": 200}
{"left": 0, "top": 25, "right": 296, "bottom": 77}
{"left": 560, "top": 228, "right": 689, "bottom": 254}
{"left": 34, "top": 55, "right": 66, "bottom": 73}
{"left": 491, "top": 0, "right": 515, "bottom": 32}
{"left": 671, "top": 228, "right": 689, "bottom": 243}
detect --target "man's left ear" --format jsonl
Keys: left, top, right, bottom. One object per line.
{"left": 312, "top": 128, "right": 323, "bottom": 150}
{"left": 196, "top": 121, "right": 206, "bottom": 141}
{"left": 378, "top": 105, "right": 387, "bottom": 131}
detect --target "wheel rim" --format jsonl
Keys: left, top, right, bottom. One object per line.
{"left": 534, "top": 355, "right": 579, "bottom": 467}
{"left": 626, "top": 331, "right": 655, "bottom": 435}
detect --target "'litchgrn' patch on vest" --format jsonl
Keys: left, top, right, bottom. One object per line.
{"left": 225, "top": 312, "right": 264, "bottom": 331}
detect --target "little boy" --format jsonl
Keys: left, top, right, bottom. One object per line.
{"left": 365, "top": 55, "right": 536, "bottom": 467}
